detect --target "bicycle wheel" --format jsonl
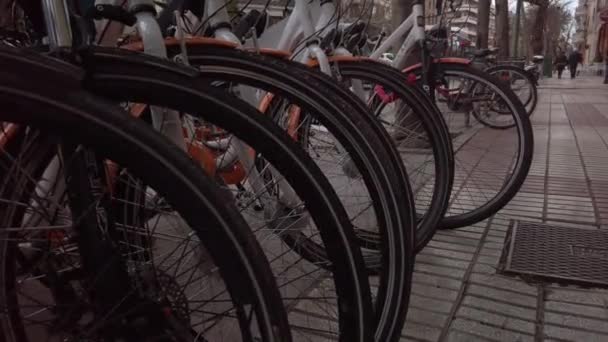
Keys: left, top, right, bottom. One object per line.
{"left": 328, "top": 58, "right": 454, "bottom": 251}
{"left": 485, "top": 64, "right": 538, "bottom": 119}
{"left": 408, "top": 62, "right": 533, "bottom": 229}
{"left": 80, "top": 47, "right": 377, "bottom": 341}
{"left": 0, "top": 49, "right": 291, "bottom": 341}
{"left": 82, "top": 45, "right": 413, "bottom": 342}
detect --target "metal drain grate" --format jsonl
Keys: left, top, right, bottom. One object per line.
{"left": 499, "top": 220, "right": 608, "bottom": 287}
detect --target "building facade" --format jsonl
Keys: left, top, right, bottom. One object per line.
{"left": 575, "top": 0, "right": 608, "bottom": 63}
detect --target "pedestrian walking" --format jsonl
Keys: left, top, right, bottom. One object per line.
{"left": 568, "top": 49, "right": 583, "bottom": 79}
{"left": 554, "top": 51, "right": 568, "bottom": 79}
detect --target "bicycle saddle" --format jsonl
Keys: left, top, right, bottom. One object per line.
{"left": 320, "top": 27, "right": 343, "bottom": 51}
{"left": 342, "top": 21, "right": 366, "bottom": 41}
{"left": 234, "top": 9, "right": 268, "bottom": 41}
{"left": 340, "top": 22, "right": 367, "bottom": 51}
{"left": 532, "top": 55, "right": 544, "bottom": 63}
{"left": 472, "top": 48, "right": 499, "bottom": 58}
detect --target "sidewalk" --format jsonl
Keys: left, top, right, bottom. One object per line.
{"left": 401, "top": 76, "right": 608, "bottom": 341}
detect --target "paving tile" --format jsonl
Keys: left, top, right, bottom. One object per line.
{"left": 476, "top": 254, "right": 500, "bottom": 265}
{"left": 445, "top": 330, "right": 493, "bottom": 342}
{"left": 415, "top": 254, "right": 470, "bottom": 270}
{"left": 426, "top": 240, "right": 478, "bottom": 253}
{"left": 450, "top": 226, "right": 487, "bottom": 234}
{"left": 420, "top": 247, "right": 474, "bottom": 262}
{"left": 478, "top": 247, "right": 502, "bottom": 257}
{"left": 484, "top": 235, "right": 505, "bottom": 244}
{"left": 545, "top": 213, "right": 596, "bottom": 223}
{"left": 480, "top": 241, "right": 503, "bottom": 250}
{"left": 461, "top": 296, "right": 537, "bottom": 321}
{"left": 466, "top": 284, "right": 536, "bottom": 308}
{"left": 544, "top": 312, "right": 608, "bottom": 334}
{"left": 456, "top": 306, "right": 536, "bottom": 334}
{"left": 471, "top": 263, "right": 497, "bottom": 274}
{"left": 545, "top": 301, "right": 608, "bottom": 319}
{"left": 402, "top": 321, "right": 442, "bottom": 341}
{"left": 450, "top": 318, "right": 534, "bottom": 342}
{"left": 486, "top": 230, "right": 507, "bottom": 239}
{"left": 406, "top": 307, "right": 449, "bottom": 328}
{"left": 412, "top": 272, "right": 463, "bottom": 291}
{"left": 468, "top": 274, "right": 537, "bottom": 295}
{"left": 432, "top": 234, "right": 480, "bottom": 247}
{"left": 409, "top": 294, "right": 455, "bottom": 314}
{"left": 436, "top": 230, "right": 484, "bottom": 240}
{"left": 545, "top": 287, "right": 608, "bottom": 307}
{"left": 415, "top": 263, "right": 466, "bottom": 279}
{"left": 544, "top": 324, "right": 608, "bottom": 342}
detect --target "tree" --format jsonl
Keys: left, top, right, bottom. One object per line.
{"left": 227, "top": 0, "right": 239, "bottom": 18}
{"left": 547, "top": 3, "right": 572, "bottom": 52}
{"left": 477, "top": 0, "right": 491, "bottom": 48}
{"left": 512, "top": 0, "right": 524, "bottom": 56}
{"left": 391, "top": 0, "right": 414, "bottom": 33}
{"left": 495, "top": 0, "right": 510, "bottom": 57}
{"left": 529, "top": 0, "right": 549, "bottom": 54}
{"left": 0, "top": 0, "right": 11, "bottom": 29}
{"left": 527, "top": 0, "right": 572, "bottom": 55}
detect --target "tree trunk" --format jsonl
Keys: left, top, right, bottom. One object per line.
{"left": 521, "top": 4, "right": 529, "bottom": 59}
{"left": 227, "top": 0, "right": 239, "bottom": 18}
{"left": 530, "top": 3, "right": 548, "bottom": 55}
{"left": 495, "top": 0, "right": 510, "bottom": 58}
{"left": 511, "top": 0, "right": 523, "bottom": 56}
{"left": 391, "top": 0, "right": 413, "bottom": 33}
{"left": 0, "top": 0, "right": 12, "bottom": 29}
{"left": 477, "top": 0, "right": 491, "bottom": 48}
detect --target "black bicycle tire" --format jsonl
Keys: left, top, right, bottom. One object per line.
{"left": 143, "top": 44, "right": 415, "bottom": 342}
{"left": 0, "top": 52, "right": 292, "bottom": 341}
{"left": 78, "top": 46, "right": 376, "bottom": 342}
{"left": 330, "top": 59, "right": 454, "bottom": 252}
{"left": 409, "top": 62, "right": 534, "bottom": 229}
{"left": 485, "top": 64, "right": 538, "bottom": 118}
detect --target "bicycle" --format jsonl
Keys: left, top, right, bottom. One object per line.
{"left": 468, "top": 48, "right": 539, "bottom": 118}
{"left": 1, "top": 1, "right": 418, "bottom": 340}
{"left": 227, "top": 0, "right": 453, "bottom": 254}
{"left": 254, "top": 0, "right": 532, "bottom": 230}
{"left": 362, "top": 0, "right": 534, "bottom": 229}
{"left": 0, "top": 45, "right": 293, "bottom": 341}
{"left": 101, "top": 2, "right": 422, "bottom": 340}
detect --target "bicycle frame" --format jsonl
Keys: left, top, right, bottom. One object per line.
{"left": 368, "top": 3, "right": 426, "bottom": 70}
{"left": 266, "top": 0, "right": 427, "bottom": 86}
{"left": 250, "top": 0, "right": 334, "bottom": 75}
{"left": 42, "top": 0, "right": 299, "bottom": 208}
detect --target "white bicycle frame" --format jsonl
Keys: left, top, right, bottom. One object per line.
{"left": 39, "top": 0, "right": 299, "bottom": 208}
{"left": 242, "top": 0, "right": 335, "bottom": 75}
{"left": 368, "top": 3, "right": 427, "bottom": 70}
{"left": 270, "top": 0, "right": 426, "bottom": 71}
{"left": 199, "top": 0, "right": 301, "bottom": 207}
{"left": 252, "top": 0, "right": 427, "bottom": 99}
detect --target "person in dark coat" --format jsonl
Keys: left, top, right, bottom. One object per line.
{"left": 568, "top": 49, "right": 583, "bottom": 79}
{"left": 554, "top": 51, "right": 568, "bottom": 79}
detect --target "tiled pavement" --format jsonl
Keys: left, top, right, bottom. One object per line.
{"left": 401, "top": 76, "right": 608, "bottom": 341}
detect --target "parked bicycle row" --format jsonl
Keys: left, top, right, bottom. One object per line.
{"left": 0, "top": 0, "right": 535, "bottom": 340}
